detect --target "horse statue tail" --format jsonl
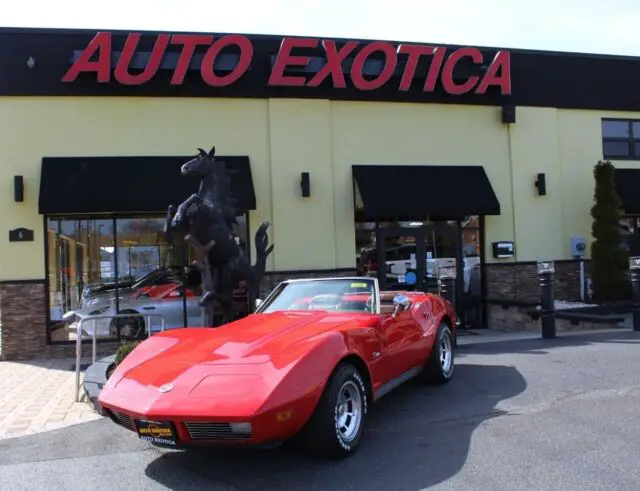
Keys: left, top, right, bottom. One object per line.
{"left": 251, "top": 221, "right": 274, "bottom": 289}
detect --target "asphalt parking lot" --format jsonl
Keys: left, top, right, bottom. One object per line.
{"left": 1, "top": 330, "right": 640, "bottom": 491}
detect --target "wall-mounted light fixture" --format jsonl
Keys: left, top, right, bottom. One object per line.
{"left": 14, "top": 175, "right": 24, "bottom": 202}
{"left": 300, "top": 172, "right": 311, "bottom": 198}
{"left": 501, "top": 104, "right": 516, "bottom": 124}
{"left": 535, "top": 172, "right": 546, "bottom": 196}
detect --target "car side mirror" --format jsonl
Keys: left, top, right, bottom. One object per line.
{"left": 255, "top": 298, "right": 263, "bottom": 308}
{"left": 391, "top": 294, "right": 411, "bottom": 318}
{"left": 393, "top": 294, "right": 411, "bottom": 309}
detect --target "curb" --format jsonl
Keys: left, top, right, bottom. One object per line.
{"left": 83, "top": 355, "right": 116, "bottom": 416}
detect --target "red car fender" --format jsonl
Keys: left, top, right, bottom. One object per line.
{"left": 102, "top": 335, "right": 180, "bottom": 390}
{"left": 256, "top": 330, "right": 374, "bottom": 426}
{"left": 429, "top": 295, "right": 458, "bottom": 335}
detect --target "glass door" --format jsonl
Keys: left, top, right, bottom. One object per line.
{"left": 376, "top": 227, "right": 427, "bottom": 292}
{"left": 423, "top": 222, "right": 462, "bottom": 296}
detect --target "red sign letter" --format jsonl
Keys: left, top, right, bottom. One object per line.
{"left": 397, "top": 44, "right": 446, "bottom": 92}
{"left": 475, "top": 51, "right": 511, "bottom": 95}
{"left": 114, "top": 33, "right": 170, "bottom": 85}
{"left": 269, "top": 37, "right": 319, "bottom": 87}
{"left": 170, "top": 34, "right": 214, "bottom": 85}
{"left": 307, "top": 40, "right": 358, "bottom": 88}
{"left": 351, "top": 42, "right": 397, "bottom": 91}
{"left": 441, "top": 47, "right": 483, "bottom": 95}
{"left": 61, "top": 32, "right": 112, "bottom": 83}
{"left": 201, "top": 35, "right": 253, "bottom": 87}
{"left": 423, "top": 47, "right": 446, "bottom": 92}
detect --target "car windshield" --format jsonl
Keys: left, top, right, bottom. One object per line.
{"left": 258, "top": 278, "right": 377, "bottom": 314}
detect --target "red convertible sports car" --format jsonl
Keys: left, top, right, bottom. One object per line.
{"left": 99, "top": 276, "right": 456, "bottom": 459}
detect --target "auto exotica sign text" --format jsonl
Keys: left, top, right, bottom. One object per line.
{"left": 62, "top": 32, "right": 512, "bottom": 95}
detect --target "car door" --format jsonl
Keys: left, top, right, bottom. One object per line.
{"left": 379, "top": 304, "right": 424, "bottom": 380}
{"left": 138, "top": 285, "right": 187, "bottom": 333}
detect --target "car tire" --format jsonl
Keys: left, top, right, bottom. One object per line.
{"left": 111, "top": 310, "right": 146, "bottom": 341}
{"left": 421, "top": 321, "right": 455, "bottom": 385}
{"left": 299, "top": 363, "right": 368, "bottom": 459}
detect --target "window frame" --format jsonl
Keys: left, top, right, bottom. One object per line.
{"left": 602, "top": 118, "right": 640, "bottom": 160}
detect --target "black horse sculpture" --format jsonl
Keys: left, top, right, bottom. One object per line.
{"left": 164, "top": 146, "right": 274, "bottom": 327}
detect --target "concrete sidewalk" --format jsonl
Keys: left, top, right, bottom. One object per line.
{"left": 456, "top": 326, "right": 631, "bottom": 346}
{"left": 0, "top": 358, "right": 101, "bottom": 440}
{"left": 458, "top": 313, "right": 634, "bottom": 345}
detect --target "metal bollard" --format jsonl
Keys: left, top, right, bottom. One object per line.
{"left": 437, "top": 262, "right": 458, "bottom": 346}
{"left": 439, "top": 276, "right": 456, "bottom": 312}
{"left": 537, "top": 260, "right": 556, "bottom": 339}
{"left": 630, "top": 257, "right": 640, "bottom": 331}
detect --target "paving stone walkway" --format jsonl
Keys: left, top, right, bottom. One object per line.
{"left": 0, "top": 358, "right": 101, "bottom": 440}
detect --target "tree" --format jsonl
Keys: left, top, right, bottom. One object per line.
{"left": 590, "top": 160, "right": 629, "bottom": 302}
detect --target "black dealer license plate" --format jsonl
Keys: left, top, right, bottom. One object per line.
{"left": 135, "top": 419, "right": 177, "bottom": 446}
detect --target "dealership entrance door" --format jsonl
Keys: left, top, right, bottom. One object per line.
{"left": 352, "top": 164, "right": 501, "bottom": 329}
{"left": 376, "top": 223, "right": 461, "bottom": 295}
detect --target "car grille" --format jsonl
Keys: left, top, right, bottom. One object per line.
{"left": 111, "top": 411, "right": 136, "bottom": 431}
{"left": 184, "top": 422, "right": 252, "bottom": 441}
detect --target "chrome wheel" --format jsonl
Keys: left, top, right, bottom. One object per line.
{"left": 440, "top": 330, "right": 453, "bottom": 374}
{"left": 335, "top": 380, "right": 363, "bottom": 443}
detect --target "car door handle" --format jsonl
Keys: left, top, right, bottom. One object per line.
{"left": 141, "top": 306, "right": 155, "bottom": 310}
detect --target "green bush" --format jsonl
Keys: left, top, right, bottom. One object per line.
{"left": 114, "top": 341, "right": 140, "bottom": 366}
{"left": 590, "top": 160, "right": 629, "bottom": 302}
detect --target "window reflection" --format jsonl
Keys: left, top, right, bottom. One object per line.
{"left": 115, "top": 217, "right": 169, "bottom": 282}
{"left": 46, "top": 213, "right": 249, "bottom": 343}
{"left": 47, "top": 218, "right": 114, "bottom": 342}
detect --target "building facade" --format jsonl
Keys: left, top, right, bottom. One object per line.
{"left": 1, "top": 27, "right": 640, "bottom": 359}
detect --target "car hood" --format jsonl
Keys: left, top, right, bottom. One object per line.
{"left": 125, "top": 310, "right": 358, "bottom": 370}
{"left": 100, "top": 311, "right": 368, "bottom": 417}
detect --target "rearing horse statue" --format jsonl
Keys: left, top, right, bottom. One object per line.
{"left": 164, "top": 146, "right": 274, "bottom": 327}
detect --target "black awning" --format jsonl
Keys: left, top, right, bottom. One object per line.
{"left": 615, "top": 168, "right": 640, "bottom": 214}
{"left": 352, "top": 164, "right": 500, "bottom": 220}
{"left": 38, "top": 155, "right": 256, "bottom": 215}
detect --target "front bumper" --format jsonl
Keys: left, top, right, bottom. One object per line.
{"left": 102, "top": 405, "right": 296, "bottom": 449}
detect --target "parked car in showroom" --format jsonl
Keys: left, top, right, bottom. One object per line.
{"left": 65, "top": 282, "right": 203, "bottom": 340}
{"left": 79, "top": 266, "right": 190, "bottom": 308}
{"left": 98, "top": 276, "right": 456, "bottom": 459}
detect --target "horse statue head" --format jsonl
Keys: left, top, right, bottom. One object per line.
{"left": 178, "top": 145, "right": 239, "bottom": 230}
{"left": 181, "top": 146, "right": 217, "bottom": 178}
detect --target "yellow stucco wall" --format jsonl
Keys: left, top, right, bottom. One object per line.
{"left": 0, "top": 96, "right": 638, "bottom": 281}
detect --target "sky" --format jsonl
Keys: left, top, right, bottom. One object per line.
{"left": 3, "top": 0, "right": 640, "bottom": 57}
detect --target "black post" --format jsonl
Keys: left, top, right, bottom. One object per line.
{"left": 630, "top": 257, "right": 640, "bottom": 331}
{"left": 537, "top": 260, "right": 556, "bottom": 339}
{"left": 439, "top": 277, "right": 456, "bottom": 311}
{"left": 437, "top": 262, "right": 458, "bottom": 346}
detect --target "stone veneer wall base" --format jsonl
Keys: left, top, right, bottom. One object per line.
{"left": 0, "top": 281, "right": 47, "bottom": 360}
{"left": 485, "top": 260, "right": 587, "bottom": 304}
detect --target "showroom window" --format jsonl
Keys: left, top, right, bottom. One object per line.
{"left": 45, "top": 213, "right": 249, "bottom": 343}
{"left": 602, "top": 119, "right": 640, "bottom": 159}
